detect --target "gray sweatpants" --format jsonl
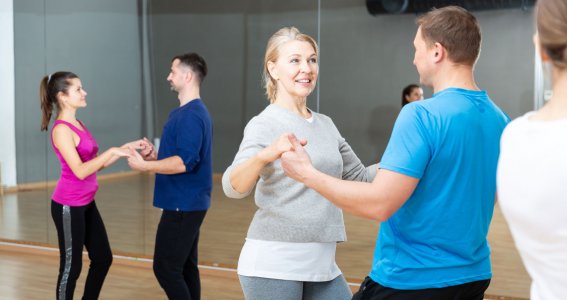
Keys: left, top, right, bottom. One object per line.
{"left": 239, "top": 274, "right": 353, "bottom": 300}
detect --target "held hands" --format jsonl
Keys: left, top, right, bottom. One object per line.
{"left": 122, "top": 137, "right": 156, "bottom": 171}
{"left": 281, "top": 134, "right": 314, "bottom": 183}
{"left": 121, "top": 139, "right": 146, "bottom": 151}
{"left": 122, "top": 138, "right": 157, "bottom": 161}
{"left": 127, "top": 146, "right": 149, "bottom": 171}
{"left": 112, "top": 147, "right": 131, "bottom": 158}
{"left": 259, "top": 133, "right": 307, "bottom": 163}
{"left": 140, "top": 137, "right": 157, "bottom": 161}
{"left": 102, "top": 146, "right": 132, "bottom": 169}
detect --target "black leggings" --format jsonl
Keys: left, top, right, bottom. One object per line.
{"left": 51, "top": 200, "right": 113, "bottom": 300}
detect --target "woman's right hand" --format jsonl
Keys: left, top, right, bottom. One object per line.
{"left": 258, "top": 133, "right": 293, "bottom": 163}
{"left": 226, "top": 133, "right": 307, "bottom": 195}
{"left": 112, "top": 147, "right": 131, "bottom": 158}
{"left": 258, "top": 133, "right": 307, "bottom": 163}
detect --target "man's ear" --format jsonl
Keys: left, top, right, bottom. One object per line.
{"left": 267, "top": 61, "right": 278, "bottom": 81}
{"left": 185, "top": 69, "right": 194, "bottom": 83}
{"left": 432, "top": 42, "right": 446, "bottom": 63}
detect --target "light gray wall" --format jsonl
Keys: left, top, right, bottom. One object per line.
{"left": 14, "top": 0, "right": 144, "bottom": 183}
{"left": 475, "top": 9, "right": 535, "bottom": 118}
{"left": 150, "top": 0, "right": 535, "bottom": 170}
{"left": 319, "top": 7, "right": 420, "bottom": 163}
{"left": 319, "top": 3, "right": 535, "bottom": 164}
{"left": 150, "top": 11, "right": 248, "bottom": 173}
{"left": 149, "top": 0, "right": 318, "bottom": 172}
{"left": 12, "top": 0, "right": 535, "bottom": 182}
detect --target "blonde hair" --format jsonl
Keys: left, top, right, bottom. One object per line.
{"left": 263, "top": 27, "right": 319, "bottom": 103}
{"left": 537, "top": 0, "right": 567, "bottom": 69}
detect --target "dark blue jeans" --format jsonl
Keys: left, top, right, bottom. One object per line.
{"left": 153, "top": 210, "right": 207, "bottom": 300}
{"left": 352, "top": 277, "right": 490, "bottom": 300}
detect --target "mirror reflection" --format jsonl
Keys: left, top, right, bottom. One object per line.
{"left": 1, "top": 0, "right": 541, "bottom": 299}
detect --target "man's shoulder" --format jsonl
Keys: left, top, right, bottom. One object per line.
{"left": 399, "top": 101, "right": 433, "bottom": 121}
{"left": 426, "top": 88, "right": 480, "bottom": 104}
{"left": 178, "top": 102, "right": 211, "bottom": 123}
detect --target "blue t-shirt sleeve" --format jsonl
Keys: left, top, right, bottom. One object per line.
{"left": 380, "top": 104, "right": 431, "bottom": 179}
{"left": 175, "top": 111, "right": 204, "bottom": 172}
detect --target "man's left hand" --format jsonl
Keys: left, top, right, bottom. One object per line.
{"left": 128, "top": 147, "right": 149, "bottom": 172}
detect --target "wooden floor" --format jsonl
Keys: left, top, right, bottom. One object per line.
{"left": 0, "top": 242, "right": 243, "bottom": 300}
{"left": 0, "top": 173, "right": 531, "bottom": 299}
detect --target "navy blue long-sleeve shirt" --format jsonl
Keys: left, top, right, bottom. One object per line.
{"left": 153, "top": 98, "right": 213, "bottom": 211}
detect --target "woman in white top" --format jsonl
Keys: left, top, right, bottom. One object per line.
{"left": 497, "top": 1, "right": 567, "bottom": 299}
{"left": 222, "top": 27, "right": 376, "bottom": 300}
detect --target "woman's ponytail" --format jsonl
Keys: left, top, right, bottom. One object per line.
{"left": 39, "top": 71, "right": 78, "bottom": 131}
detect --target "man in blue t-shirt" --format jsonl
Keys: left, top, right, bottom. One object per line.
{"left": 128, "top": 52, "right": 213, "bottom": 300}
{"left": 282, "top": 6, "right": 509, "bottom": 300}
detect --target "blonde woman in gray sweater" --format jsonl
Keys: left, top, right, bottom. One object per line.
{"left": 222, "top": 27, "right": 376, "bottom": 300}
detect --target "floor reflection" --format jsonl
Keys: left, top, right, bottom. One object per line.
{"left": 0, "top": 173, "right": 530, "bottom": 298}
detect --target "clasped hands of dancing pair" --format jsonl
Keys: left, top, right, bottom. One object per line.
{"left": 122, "top": 134, "right": 310, "bottom": 176}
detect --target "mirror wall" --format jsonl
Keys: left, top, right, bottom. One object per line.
{"left": 1, "top": 0, "right": 535, "bottom": 298}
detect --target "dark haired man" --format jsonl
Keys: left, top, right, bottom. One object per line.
{"left": 128, "top": 52, "right": 212, "bottom": 300}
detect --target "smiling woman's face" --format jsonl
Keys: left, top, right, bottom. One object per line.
{"left": 268, "top": 40, "right": 319, "bottom": 100}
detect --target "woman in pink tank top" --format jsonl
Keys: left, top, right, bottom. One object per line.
{"left": 40, "top": 71, "right": 146, "bottom": 300}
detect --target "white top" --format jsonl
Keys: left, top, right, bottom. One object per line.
{"left": 497, "top": 112, "right": 567, "bottom": 300}
{"left": 237, "top": 238, "right": 342, "bottom": 282}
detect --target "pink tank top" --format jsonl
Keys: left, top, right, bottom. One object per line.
{"left": 51, "top": 120, "right": 99, "bottom": 206}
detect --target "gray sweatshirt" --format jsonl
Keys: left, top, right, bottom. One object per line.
{"left": 222, "top": 104, "right": 376, "bottom": 243}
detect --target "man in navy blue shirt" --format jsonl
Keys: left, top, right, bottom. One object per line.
{"left": 128, "top": 52, "right": 213, "bottom": 300}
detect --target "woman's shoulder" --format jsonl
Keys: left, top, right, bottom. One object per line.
{"left": 247, "top": 105, "right": 285, "bottom": 125}
{"left": 52, "top": 121, "right": 75, "bottom": 135}
{"left": 312, "top": 110, "right": 330, "bottom": 120}
{"left": 504, "top": 111, "right": 536, "bottom": 131}
{"left": 242, "top": 112, "right": 279, "bottom": 138}
{"left": 52, "top": 119, "right": 86, "bottom": 132}
{"left": 500, "top": 112, "right": 542, "bottom": 145}
{"left": 310, "top": 110, "right": 335, "bottom": 127}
